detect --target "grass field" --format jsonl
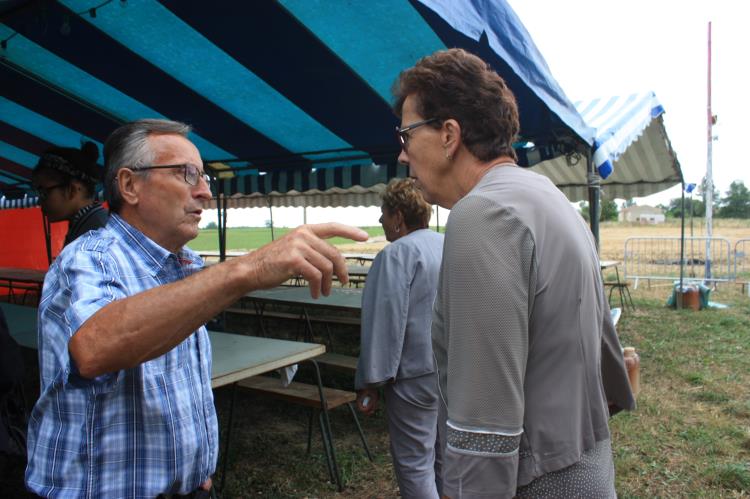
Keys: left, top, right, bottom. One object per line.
{"left": 210, "top": 281, "right": 750, "bottom": 498}
{"left": 3, "top": 220, "right": 749, "bottom": 498}
{"left": 196, "top": 219, "right": 750, "bottom": 498}
{"left": 189, "top": 226, "right": 387, "bottom": 252}
{"left": 608, "top": 285, "right": 750, "bottom": 498}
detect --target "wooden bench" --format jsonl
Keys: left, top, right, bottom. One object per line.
{"left": 238, "top": 376, "right": 356, "bottom": 410}
{"left": 237, "top": 373, "right": 371, "bottom": 491}
{"left": 314, "top": 352, "right": 358, "bottom": 373}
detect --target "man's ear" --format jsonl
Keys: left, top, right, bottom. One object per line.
{"left": 117, "top": 169, "right": 141, "bottom": 207}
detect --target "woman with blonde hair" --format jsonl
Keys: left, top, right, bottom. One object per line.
{"left": 356, "top": 177, "right": 444, "bottom": 498}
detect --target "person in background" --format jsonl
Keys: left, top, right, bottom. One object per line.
{"left": 356, "top": 177, "right": 444, "bottom": 499}
{"left": 0, "top": 307, "right": 26, "bottom": 458}
{"left": 392, "top": 48, "right": 634, "bottom": 498}
{"left": 31, "top": 141, "right": 109, "bottom": 246}
{"left": 25, "top": 119, "right": 367, "bottom": 498}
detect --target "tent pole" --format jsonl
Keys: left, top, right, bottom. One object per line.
{"left": 42, "top": 212, "right": 52, "bottom": 265}
{"left": 435, "top": 206, "right": 439, "bottom": 233}
{"left": 679, "top": 182, "right": 686, "bottom": 300}
{"left": 586, "top": 149, "right": 600, "bottom": 251}
{"left": 268, "top": 199, "right": 275, "bottom": 241}
{"left": 220, "top": 193, "right": 228, "bottom": 262}
{"left": 216, "top": 181, "right": 227, "bottom": 262}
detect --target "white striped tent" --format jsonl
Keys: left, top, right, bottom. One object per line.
{"left": 530, "top": 92, "right": 682, "bottom": 202}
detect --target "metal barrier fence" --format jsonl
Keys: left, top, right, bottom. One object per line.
{"left": 624, "top": 237, "right": 733, "bottom": 286}
{"left": 735, "top": 239, "right": 750, "bottom": 288}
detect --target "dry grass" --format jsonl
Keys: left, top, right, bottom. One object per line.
{"left": 338, "top": 218, "right": 750, "bottom": 264}
{"left": 211, "top": 280, "right": 750, "bottom": 498}
{"left": 597, "top": 218, "right": 750, "bottom": 262}
{"left": 609, "top": 284, "right": 750, "bottom": 498}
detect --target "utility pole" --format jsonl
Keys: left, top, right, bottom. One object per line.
{"left": 705, "top": 21, "right": 714, "bottom": 282}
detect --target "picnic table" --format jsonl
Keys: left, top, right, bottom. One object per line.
{"left": 0, "top": 302, "right": 37, "bottom": 349}
{"left": 342, "top": 252, "right": 376, "bottom": 265}
{"left": 0, "top": 302, "right": 324, "bottom": 386}
{"left": 197, "top": 250, "right": 247, "bottom": 264}
{"left": 345, "top": 264, "right": 370, "bottom": 277}
{"left": 338, "top": 264, "right": 370, "bottom": 287}
{"left": 239, "top": 286, "right": 362, "bottom": 346}
{"left": 600, "top": 260, "right": 620, "bottom": 270}
{"left": 0, "top": 267, "right": 46, "bottom": 305}
{"left": 210, "top": 330, "right": 324, "bottom": 388}
{"left": 246, "top": 286, "right": 362, "bottom": 312}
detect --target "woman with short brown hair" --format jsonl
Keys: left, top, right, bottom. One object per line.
{"left": 393, "top": 48, "right": 634, "bottom": 498}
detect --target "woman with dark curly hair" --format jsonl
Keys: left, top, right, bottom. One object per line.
{"left": 355, "top": 177, "right": 444, "bottom": 498}
{"left": 32, "top": 141, "right": 108, "bottom": 246}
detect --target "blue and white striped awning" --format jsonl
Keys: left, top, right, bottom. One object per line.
{"left": 0, "top": 0, "right": 593, "bottom": 209}
{"left": 530, "top": 92, "right": 682, "bottom": 202}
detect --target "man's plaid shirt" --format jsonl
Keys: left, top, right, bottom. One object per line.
{"left": 26, "top": 213, "right": 218, "bottom": 498}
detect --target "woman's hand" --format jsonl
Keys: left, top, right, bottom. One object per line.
{"left": 356, "top": 387, "right": 380, "bottom": 415}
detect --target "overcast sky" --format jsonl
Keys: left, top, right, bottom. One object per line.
{"left": 507, "top": 0, "right": 750, "bottom": 205}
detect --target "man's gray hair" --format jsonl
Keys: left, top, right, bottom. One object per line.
{"left": 103, "top": 119, "right": 192, "bottom": 213}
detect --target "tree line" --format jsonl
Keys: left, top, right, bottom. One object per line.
{"left": 663, "top": 180, "right": 750, "bottom": 219}
{"left": 579, "top": 180, "right": 750, "bottom": 221}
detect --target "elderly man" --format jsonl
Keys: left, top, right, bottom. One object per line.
{"left": 25, "top": 119, "right": 367, "bottom": 498}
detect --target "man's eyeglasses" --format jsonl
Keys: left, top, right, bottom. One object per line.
{"left": 131, "top": 163, "right": 211, "bottom": 186}
{"left": 34, "top": 183, "right": 67, "bottom": 201}
{"left": 396, "top": 118, "right": 439, "bottom": 149}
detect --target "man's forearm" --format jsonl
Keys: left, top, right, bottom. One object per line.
{"left": 68, "top": 222, "right": 367, "bottom": 379}
{"left": 68, "top": 257, "right": 255, "bottom": 379}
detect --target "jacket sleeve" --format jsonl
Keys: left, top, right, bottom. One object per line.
{"left": 439, "top": 196, "right": 534, "bottom": 498}
{"left": 355, "top": 245, "right": 411, "bottom": 389}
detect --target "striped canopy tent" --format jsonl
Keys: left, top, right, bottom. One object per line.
{"left": 0, "top": 0, "right": 594, "bottom": 215}
{"left": 531, "top": 92, "right": 683, "bottom": 203}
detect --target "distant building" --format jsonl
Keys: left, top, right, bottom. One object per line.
{"left": 619, "top": 205, "right": 665, "bottom": 224}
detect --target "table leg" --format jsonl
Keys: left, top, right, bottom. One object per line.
{"left": 251, "top": 299, "right": 268, "bottom": 337}
{"left": 615, "top": 267, "right": 626, "bottom": 310}
{"left": 309, "top": 359, "right": 343, "bottom": 491}
{"left": 301, "top": 306, "right": 316, "bottom": 343}
{"left": 218, "top": 383, "right": 238, "bottom": 494}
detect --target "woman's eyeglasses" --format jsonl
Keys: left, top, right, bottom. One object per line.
{"left": 395, "top": 118, "right": 439, "bottom": 149}
{"left": 130, "top": 163, "right": 211, "bottom": 186}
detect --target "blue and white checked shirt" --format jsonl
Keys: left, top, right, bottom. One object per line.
{"left": 26, "top": 213, "right": 218, "bottom": 498}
